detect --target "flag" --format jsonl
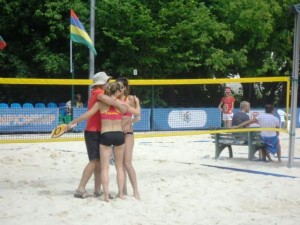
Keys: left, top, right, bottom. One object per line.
{"left": 0, "top": 35, "right": 7, "bottom": 50}
{"left": 70, "top": 9, "right": 97, "bottom": 55}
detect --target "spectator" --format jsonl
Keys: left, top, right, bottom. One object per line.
{"left": 218, "top": 87, "right": 235, "bottom": 128}
{"left": 66, "top": 94, "right": 84, "bottom": 115}
{"left": 235, "top": 104, "right": 281, "bottom": 162}
{"left": 232, "top": 101, "right": 250, "bottom": 126}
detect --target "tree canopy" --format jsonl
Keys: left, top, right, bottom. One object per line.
{"left": 0, "top": 0, "right": 298, "bottom": 106}
{"left": 0, "top": 0, "right": 297, "bottom": 79}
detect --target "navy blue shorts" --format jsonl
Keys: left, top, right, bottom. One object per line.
{"left": 100, "top": 131, "right": 125, "bottom": 146}
{"left": 84, "top": 130, "right": 101, "bottom": 161}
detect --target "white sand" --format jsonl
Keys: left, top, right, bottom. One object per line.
{"left": 1, "top": 130, "right": 300, "bottom": 225}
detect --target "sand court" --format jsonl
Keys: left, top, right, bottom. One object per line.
{"left": 1, "top": 130, "right": 300, "bottom": 225}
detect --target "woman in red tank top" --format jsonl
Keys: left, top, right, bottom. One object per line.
{"left": 116, "top": 77, "right": 141, "bottom": 200}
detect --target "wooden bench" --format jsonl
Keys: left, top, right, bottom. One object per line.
{"left": 211, "top": 131, "right": 264, "bottom": 160}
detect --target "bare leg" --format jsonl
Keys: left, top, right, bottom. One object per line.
{"left": 100, "top": 144, "right": 112, "bottom": 202}
{"left": 265, "top": 150, "right": 273, "bottom": 162}
{"left": 123, "top": 169, "right": 128, "bottom": 195}
{"left": 114, "top": 145, "right": 125, "bottom": 199}
{"left": 277, "top": 143, "right": 282, "bottom": 163}
{"left": 226, "top": 120, "right": 232, "bottom": 128}
{"left": 94, "top": 159, "right": 102, "bottom": 194}
{"left": 124, "top": 135, "right": 140, "bottom": 200}
{"left": 77, "top": 160, "right": 97, "bottom": 193}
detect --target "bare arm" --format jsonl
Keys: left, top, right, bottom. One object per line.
{"left": 236, "top": 118, "right": 257, "bottom": 128}
{"left": 97, "top": 93, "right": 127, "bottom": 114}
{"left": 126, "top": 95, "right": 141, "bottom": 116}
{"left": 67, "top": 102, "right": 99, "bottom": 129}
{"left": 132, "top": 115, "right": 141, "bottom": 123}
{"left": 218, "top": 101, "right": 223, "bottom": 112}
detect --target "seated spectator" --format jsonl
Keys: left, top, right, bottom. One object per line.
{"left": 234, "top": 104, "right": 281, "bottom": 162}
{"left": 66, "top": 94, "right": 84, "bottom": 114}
{"left": 232, "top": 101, "right": 250, "bottom": 126}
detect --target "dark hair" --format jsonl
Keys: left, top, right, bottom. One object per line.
{"left": 116, "top": 77, "right": 130, "bottom": 96}
{"left": 265, "top": 104, "right": 274, "bottom": 113}
{"left": 104, "top": 82, "right": 122, "bottom": 96}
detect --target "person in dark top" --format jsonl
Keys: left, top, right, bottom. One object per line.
{"left": 232, "top": 101, "right": 250, "bottom": 126}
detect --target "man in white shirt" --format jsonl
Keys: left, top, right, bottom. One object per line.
{"left": 235, "top": 104, "right": 281, "bottom": 162}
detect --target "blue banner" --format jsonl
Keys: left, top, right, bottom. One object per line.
{"left": 152, "top": 108, "right": 221, "bottom": 130}
{"left": 133, "top": 108, "right": 151, "bottom": 131}
{"left": 0, "top": 108, "right": 59, "bottom": 133}
{"left": 73, "top": 108, "right": 87, "bottom": 131}
{"left": 0, "top": 107, "right": 299, "bottom": 133}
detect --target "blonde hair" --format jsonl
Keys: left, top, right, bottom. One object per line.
{"left": 105, "top": 82, "right": 122, "bottom": 96}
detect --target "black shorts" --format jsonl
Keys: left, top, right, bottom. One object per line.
{"left": 100, "top": 131, "right": 125, "bottom": 146}
{"left": 84, "top": 130, "right": 101, "bottom": 161}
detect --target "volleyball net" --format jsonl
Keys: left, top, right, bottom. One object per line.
{"left": 0, "top": 76, "right": 294, "bottom": 143}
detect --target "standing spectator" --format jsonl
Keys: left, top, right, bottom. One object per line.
{"left": 235, "top": 104, "right": 281, "bottom": 162}
{"left": 232, "top": 101, "right": 250, "bottom": 126}
{"left": 72, "top": 72, "right": 126, "bottom": 199}
{"left": 116, "top": 77, "right": 141, "bottom": 200}
{"left": 218, "top": 87, "right": 235, "bottom": 128}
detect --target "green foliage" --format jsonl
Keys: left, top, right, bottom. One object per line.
{"left": 0, "top": 0, "right": 298, "bottom": 106}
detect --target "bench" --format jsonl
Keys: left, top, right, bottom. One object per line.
{"left": 211, "top": 131, "right": 264, "bottom": 160}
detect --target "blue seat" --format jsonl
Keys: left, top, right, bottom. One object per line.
{"left": 0, "top": 103, "right": 9, "bottom": 108}
{"left": 35, "top": 103, "right": 46, "bottom": 108}
{"left": 47, "top": 102, "right": 58, "bottom": 108}
{"left": 23, "top": 103, "right": 34, "bottom": 108}
{"left": 11, "top": 103, "right": 22, "bottom": 108}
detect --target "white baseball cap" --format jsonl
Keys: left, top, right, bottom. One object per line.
{"left": 92, "top": 72, "right": 112, "bottom": 87}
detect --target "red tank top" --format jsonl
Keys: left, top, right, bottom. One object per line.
{"left": 100, "top": 106, "right": 122, "bottom": 120}
{"left": 85, "top": 88, "right": 104, "bottom": 131}
{"left": 122, "top": 97, "right": 132, "bottom": 117}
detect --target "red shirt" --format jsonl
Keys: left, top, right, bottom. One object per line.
{"left": 221, "top": 96, "right": 235, "bottom": 114}
{"left": 85, "top": 88, "right": 104, "bottom": 131}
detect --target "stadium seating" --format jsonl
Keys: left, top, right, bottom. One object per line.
{"left": 11, "top": 103, "right": 22, "bottom": 108}
{"left": 35, "top": 102, "right": 46, "bottom": 108}
{"left": 47, "top": 102, "right": 58, "bottom": 108}
{"left": 23, "top": 103, "right": 34, "bottom": 108}
{"left": 0, "top": 103, "right": 9, "bottom": 108}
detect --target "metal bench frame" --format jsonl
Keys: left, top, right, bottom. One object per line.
{"left": 212, "top": 132, "right": 264, "bottom": 160}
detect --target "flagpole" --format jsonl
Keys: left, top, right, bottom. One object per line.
{"left": 70, "top": 28, "right": 74, "bottom": 122}
{"left": 89, "top": 0, "right": 95, "bottom": 78}
{"left": 89, "top": 0, "right": 96, "bottom": 95}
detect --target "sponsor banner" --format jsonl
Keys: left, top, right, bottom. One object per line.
{"left": 153, "top": 108, "right": 221, "bottom": 130}
{"left": 133, "top": 108, "right": 151, "bottom": 131}
{"left": 0, "top": 108, "right": 58, "bottom": 133}
{"left": 73, "top": 108, "right": 87, "bottom": 131}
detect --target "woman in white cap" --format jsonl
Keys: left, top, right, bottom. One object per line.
{"left": 72, "top": 72, "right": 127, "bottom": 199}
{"left": 67, "top": 82, "right": 140, "bottom": 202}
